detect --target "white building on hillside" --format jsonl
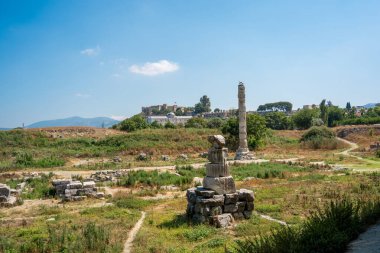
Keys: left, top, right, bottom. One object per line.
{"left": 147, "top": 112, "right": 192, "bottom": 125}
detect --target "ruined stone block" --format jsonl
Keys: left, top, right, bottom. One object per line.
{"left": 233, "top": 212, "right": 245, "bottom": 220}
{"left": 195, "top": 187, "right": 215, "bottom": 198}
{"left": 237, "top": 202, "right": 246, "bottom": 212}
{"left": 83, "top": 181, "right": 95, "bottom": 188}
{"left": 246, "top": 202, "right": 254, "bottom": 211}
{"left": 224, "top": 193, "right": 239, "bottom": 204}
{"left": 203, "top": 176, "right": 236, "bottom": 194}
{"left": 238, "top": 189, "right": 254, "bottom": 202}
{"left": 224, "top": 204, "right": 238, "bottom": 213}
{"left": 212, "top": 213, "right": 234, "bottom": 228}
{"left": 243, "top": 211, "right": 253, "bottom": 219}
{"left": 0, "top": 184, "right": 10, "bottom": 199}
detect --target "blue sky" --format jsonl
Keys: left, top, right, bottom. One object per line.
{"left": 1, "top": 0, "right": 379, "bottom": 127}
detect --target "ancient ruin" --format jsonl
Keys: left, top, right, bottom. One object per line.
{"left": 52, "top": 179, "right": 104, "bottom": 201}
{"left": 235, "top": 82, "right": 254, "bottom": 160}
{"left": 0, "top": 183, "right": 18, "bottom": 207}
{"left": 186, "top": 135, "right": 254, "bottom": 228}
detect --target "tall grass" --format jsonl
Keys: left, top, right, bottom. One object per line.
{"left": 231, "top": 162, "right": 313, "bottom": 180}
{"left": 0, "top": 222, "right": 115, "bottom": 253}
{"left": 117, "top": 165, "right": 205, "bottom": 188}
{"left": 234, "top": 198, "right": 380, "bottom": 253}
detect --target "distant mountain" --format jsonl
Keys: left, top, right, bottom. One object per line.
{"left": 27, "top": 116, "right": 120, "bottom": 129}
{"left": 361, "top": 103, "right": 379, "bottom": 109}
{"left": 0, "top": 128, "right": 11, "bottom": 131}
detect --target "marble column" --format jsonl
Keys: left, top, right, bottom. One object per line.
{"left": 235, "top": 82, "right": 253, "bottom": 160}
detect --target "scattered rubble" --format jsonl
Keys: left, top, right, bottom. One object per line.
{"left": 137, "top": 153, "right": 148, "bottom": 161}
{"left": 161, "top": 155, "right": 170, "bottom": 161}
{"left": 89, "top": 170, "right": 127, "bottom": 182}
{"left": 178, "top": 154, "right": 188, "bottom": 160}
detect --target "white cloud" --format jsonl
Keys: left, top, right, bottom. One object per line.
{"left": 80, "top": 46, "right": 100, "bottom": 56}
{"left": 110, "top": 115, "right": 127, "bottom": 121}
{"left": 129, "top": 60, "right": 179, "bottom": 76}
{"left": 74, "top": 93, "right": 91, "bottom": 98}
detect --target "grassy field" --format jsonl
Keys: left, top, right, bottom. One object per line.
{"left": 0, "top": 198, "right": 142, "bottom": 253}
{"left": 0, "top": 128, "right": 218, "bottom": 171}
{"left": 131, "top": 163, "right": 380, "bottom": 253}
{"left": 1, "top": 126, "right": 379, "bottom": 252}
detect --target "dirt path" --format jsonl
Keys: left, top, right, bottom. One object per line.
{"left": 256, "top": 212, "right": 287, "bottom": 226}
{"left": 123, "top": 211, "right": 146, "bottom": 253}
{"left": 336, "top": 137, "right": 360, "bottom": 158}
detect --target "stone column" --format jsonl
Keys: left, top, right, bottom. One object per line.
{"left": 235, "top": 82, "right": 253, "bottom": 160}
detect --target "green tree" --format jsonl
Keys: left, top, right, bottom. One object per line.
{"left": 292, "top": 109, "right": 319, "bottom": 130}
{"left": 194, "top": 95, "right": 211, "bottom": 114}
{"left": 222, "top": 114, "right": 267, "bottom": 150}
{"left": 175, "top": 108, "right": 184, "bottom": 116}
{"left": 257, "top": 102, "right": 293, "bottom": 113}
{"left": 327, "top": 106, "right": 344, "bottom": 127}
{"left": 346, "top": 102, "right": 351, "bottom": 111}
{"left": 264, "top": 112, "right": 290, "bottom": 130}
{"left": 320, "top": 99, "right": 327, "bottom": 125}
{"left": 119, "top": 115, "right": 148, "bottom": 132}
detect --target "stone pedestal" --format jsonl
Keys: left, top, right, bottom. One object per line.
{"left": 186, "top": 187, "right": 254, "bottom": 227}
{"left": 186, "top": 134, "right": 255, "bottom": 228}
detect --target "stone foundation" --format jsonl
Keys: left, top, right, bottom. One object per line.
{"left": 186, "top": 187, "right": 254, "bottom": 227}
{"left": 52, "top": 179, "right": 104, "bottom": 201}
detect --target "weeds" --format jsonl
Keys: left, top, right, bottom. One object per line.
{"left": 234, "top": 198, "right": 380, "bottom": 253}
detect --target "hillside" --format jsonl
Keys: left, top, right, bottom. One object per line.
{"left": 27, "top": 116, "right": 119, "bottom": 128}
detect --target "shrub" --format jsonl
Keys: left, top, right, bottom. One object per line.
{"left": 185, "top": 117, "right": 207, "bottom": 128}
{"left": 118, "top": 115, "right": 148, "bottom": 132}
{"left": 300, "top": 126, "right": 337, "bottom": 149}
{"left": 164, "top": 121, "right": 176, "bottom": 129}
{"left": 376, "top": 150, "right": 380, "bottom": 158}
{"left": 339, "top": 117, "right": 380, "bottom": 126}
{"left": 207, "top": 118, "right": 225, "bottom": 129}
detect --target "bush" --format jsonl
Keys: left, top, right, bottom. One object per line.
{"left": 339, "top": 117, "right": 380, "bottom": 126}
{"left": 376, "top": 150, "right": 380, "bottom": 158}
{"left": 234, "top": 198, "right": 380, "bottom": 253}
{"left": 118, "top": 115, "right": 148, "bottom": 132}
{"left": 300, "top": 126, "right": 337, "bottom": 149}
{"left": 185, "top": 117, "right": 207, "bottom": 128}
{"left": 207, "top": 118, "right": 225, "bottom": 129}
{"left": 164, "top": 121, "right": 176, "bottom": 129}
